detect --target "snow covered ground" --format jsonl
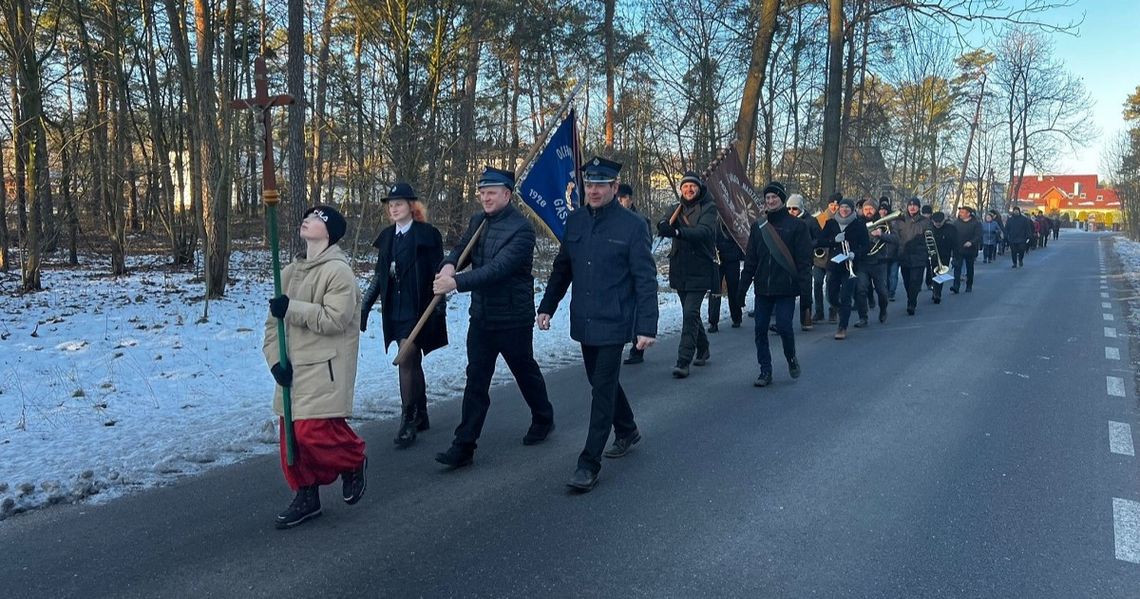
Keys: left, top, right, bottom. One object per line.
{"left": 1110, "top": 233, "right": 1140, "bottom": 330}
{"left": 0, "top": 243, "right": 687, "bottom": 520}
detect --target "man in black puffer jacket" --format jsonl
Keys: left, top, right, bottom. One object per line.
{"left": 433, "top": 166, "right": 554, "bottom": 468}
{"left": 737, "top": 181, "right": 812, "bottom": 387}
{"left": 657, "top": 170, "right": 719, "bottom": 379}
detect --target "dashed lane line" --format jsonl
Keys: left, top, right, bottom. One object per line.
{"left": 1113, "top": 498, "right": 1140, "bottom": 564}
{"left": 1102, "top": 292, "right": 1111, "bottom": 299}
{"left": 1107, "top": 347, "right": 1122, "bottom": 360}
{"left": 1105, "top": 313, "right": 1115, "bottom": 321}
{"left": 1103, "top": 302, "right": 1113, "bottom": 309}
{"left": 1106, "top": 327, "right": 1118, "bottom": 338}
{"left": 1108, "top": 376, "right": 1127, "bottom": 398}
{"left": 1110, "top": 421, "right": 1135, "bottom": 456}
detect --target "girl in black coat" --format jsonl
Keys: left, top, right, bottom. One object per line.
{"left": 362, "top": 183, "right": 448, "bottom": 448}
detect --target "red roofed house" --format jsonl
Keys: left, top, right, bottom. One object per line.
{"left": 1010, "top": 173, "right": 1121, "bottom": 229}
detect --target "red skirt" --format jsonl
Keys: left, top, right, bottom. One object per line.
{"left": 279, "top": 417, "right": 366, "bottom": 491}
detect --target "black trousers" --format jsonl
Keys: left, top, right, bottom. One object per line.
{"left": 952, "top": 253, "right": 976, "bottom": 290}
{"left": 858, "top": 262, "right": 888, "bottom": 315}
{"left": 900, "top": 265, "right": 926, "bottom": 309}
{"left": 578, "top": 344, "right": 637, "bottom": 474}
{"left": 452, "top": 323, "right": 553, "bottom": 451}
{"left": 677, "top": 290, "right": 709, "bottom": 366}
{"left": 1011, "top": 243, "right": 1027, "bottom": 266}
{"left": 708, "top": 259, "right": 743, "bottom": 325}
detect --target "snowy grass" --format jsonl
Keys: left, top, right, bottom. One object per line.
{"left": 0, "top": 243, "right": 687, "bottom": 520}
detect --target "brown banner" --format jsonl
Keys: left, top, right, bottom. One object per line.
{"left": 704, "top": 145, "right": 762, "bottom": 253}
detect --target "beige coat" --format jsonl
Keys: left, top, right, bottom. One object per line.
{"left": 263, "top": 245, "right": 362, "bottom": 420}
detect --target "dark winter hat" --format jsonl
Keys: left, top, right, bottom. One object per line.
{"left": 838, "top": 198, "right": 856, "bottom": 212}
{"left": 382, "top": 181, "right": 417, "bottom": 202}
{"left": 581, "top": 156, "right": 623, "bottom": 183}
{"left": 931, "top": 211, "right": 946, "bottom": 224}
{"left": 477, "top": 165, "right": 515, "bottom": 190}
{"left": 618, "top": 183, "right": 633, "bottom": 197}
{"left": 921, "top": 205, "right": 933, "bottom": 215}
{"left": 304, "top": 204, "right": 347, "bottom": 245}
{"left": 907, "top": 197, "right": 922, "bottom": 208}
{"left": 828, "top": 192, "right": 843, "bottom": 205}
{"left": 762, "top": 181, "right": 788, "bottom": 202}
{"left": 879, "top": 196, "right": 892, "bottom": 210}
{"left": 679, "top": 170, "right": 703, "bottom": 188}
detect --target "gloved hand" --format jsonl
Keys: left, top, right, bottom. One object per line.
{"left": 269, "top": 295, "right": 290, "bottom": 319}
{"left": 270, "top": 361, "right": 293, "bottom": 387}
{"left": 360, "top": 309, "right": 369, "bottom": 332}
{"left": 835, "top": 231, "right": 846, "bottom": 243}
{"left": 656, "top": 220, "right": 678, "bottom": 238}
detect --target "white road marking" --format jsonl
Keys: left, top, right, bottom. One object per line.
{"left": 1106, "top": 327, "right": 1118, "bottom": 338}
{"left": 1103, "top": 302, "right": 1113, "bottom": 309}
{"left": 1105, "top": 313, "right": 1115, "bottom": 321}
{"left": 1108, "top": 376, "right": 1127, "bottom": 397}
{"left": 1114, "top": 498, "right": 1140, "bottom": 563}
{"left": 1110, "top": 422, "right": 1135, "bottom": 456}
{"left": 1102, "top": 292, "right": 1111, "bottom": 299}
{"left": 1107, "top": 347, "right": 1121, "bottom": 360}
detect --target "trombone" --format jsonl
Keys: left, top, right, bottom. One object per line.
{"left": 924, "top": 229, "right": 950, "bottom": 276}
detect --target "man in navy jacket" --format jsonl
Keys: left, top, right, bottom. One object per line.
{"left": 538, "top": 157, "right": 658, "bottom": 492}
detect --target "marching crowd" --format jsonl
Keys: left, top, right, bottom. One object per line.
{"left": 259, "top": 159, "right": 1062, "bottom": 529}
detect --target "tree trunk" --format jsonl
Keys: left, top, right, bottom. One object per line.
{"left": 733, "top": 0, "right": 782, "bottom": 170}
{"left": 10, "top": 0, "right": 45, "bottom": 290}
{"left": 603, "top": 0, "right": 616, "bottom": 153}
{"left": 309, "top": 0, "right": 335, "bottom": 207}
{"left": 287, "top": 0, "right": 307, "bottom": 255}
{"left": 820, "top": 0, "right": 844, "bottom": 199}
{"left": 447, "top": 1, "right": 484, "bottom": 242}
{"left": 0, "top": 124, "right": 8, "bottom": 272}
{"left": 196, "top": 0, "right": 235, "bottom": 297}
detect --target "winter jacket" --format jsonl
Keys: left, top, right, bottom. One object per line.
{"left": 929, "top": 223, "right": 957, "bottom": 269}
{"left": 715, "top": 219, "right": 745, "bottom": 262}
{"left": 362, "top": 221, "right": 448, "bottom": 354}
{"left": 952, "top": 216, "right": 982, "bottom": 258}
{"left": 1005, "top": 214, "right": 1033, "bottom": 245}
{"left": 981, "top": 220, "right": 1001, "bottom": 246}
{"left": 263, "top": 245, "right": 362, "bottom": 420}
{"left": 863, "top": 222, "right": 899, "bottom": 266}
{"left": 444, "top": 203, "right": 538, "bottom": 330}
{"left": 738, "top": 206, "right": 813, "bottom": 299}
{"left": 660, "top": 191, "right": 719, "bottom": 292}
{"left": 538, "top": 200, "right": 659, "bottom": 346}
{"left": 817, "top": 215, "right": 871, "bottom": 274}
{"left": 895, "top": 212, "right": 932, "bottom": 268}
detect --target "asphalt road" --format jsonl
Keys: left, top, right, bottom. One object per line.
{"left": 2, "top": 231, "right": 1139, "bottom": 598}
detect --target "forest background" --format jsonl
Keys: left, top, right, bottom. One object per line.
{"left": 2, "top": 0, "right": 1140, "bottom": 298}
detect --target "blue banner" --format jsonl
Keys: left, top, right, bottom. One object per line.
{"left": 518, "top": 110, "right": 581, "bottom": 240}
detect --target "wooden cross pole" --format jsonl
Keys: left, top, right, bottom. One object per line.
{"left": 231, "top": 56, "right": 299, "bottom": 465}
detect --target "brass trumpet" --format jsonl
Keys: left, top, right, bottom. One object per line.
{"left": 840, "top": 239, "right": 857, "bottom": 279}
{"left": 924, "top": 229, "right": 950, "bottom": 276}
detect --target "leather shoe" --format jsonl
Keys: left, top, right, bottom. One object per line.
{"left": 834, "top": 328, "right": 847, "bottom": 340}
{"left": 731, "top": 320, "right": 742, "bottom": 328}
{"left": 603, "top": 431, "right": 641, "bottom": 458}
{"left": 672, "top": 365, "right": 689, "bottom": 378}
{"left": 853, "top": 319, "right": 868, "bottom": 328}
{"left": 707, "top": 322, "right": 719, "bottom": 333}
{"left": 523, "top": 421, "right": 554, "bottom": 445}
{"left": 788, "top": 357, "right": 801, "bottom": 379}
{"left": 623, "top": 353, "right": 644, "bottom": 365}
{"left": 754, "top": 372, "right": 773, "bottom": 387}
{"left": 567, "top": 468, "right": 598, "bottom": 492}
{"left": 435, "top": 446, "right": 474, "bottom": 469}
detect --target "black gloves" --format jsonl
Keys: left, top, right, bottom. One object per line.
{"left": 269, "top": 295, "right": 290, "bottom": 319}
{"left": 360, "top": 309, "right": 369, "bottom": 332}
{"left": 656, "top": 220, "right": 678, "bottom": 238}
{"left": 270, "top": 361, "right": 293, "bottom": 387}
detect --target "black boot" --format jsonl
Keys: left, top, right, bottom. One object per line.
{"left": 394, "top": 407, "right": 421, "bottom": 448}
{"left": 707, "top": 321, "right": 719, "bottom": 333}
{"left": 275, "top": 485, "right": 322, "bottom": 529}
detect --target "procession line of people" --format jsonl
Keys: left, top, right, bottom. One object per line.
{"left": 262, "top": 160, "right": 1057, "bottom": 528}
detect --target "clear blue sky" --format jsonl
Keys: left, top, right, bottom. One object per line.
{"left": 1043, "top": 0, "right": 1140, "bottom": 175}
